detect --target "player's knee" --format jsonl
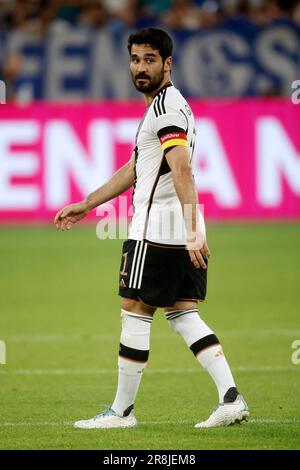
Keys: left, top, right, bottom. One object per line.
{"left": 165, "top": 310, "right": 187, "bottom": 335}
{"left": 167, "top": 318, "right": 181, "bottom": 335}
{"left": 119, "top": 309, "right": 153, "bottom": 356}
{"left": 164, "top": 302, "right": 199, "bottom": 335}
{"left": 120, "top": 297, "right": 155, "bottom": 317}
{"left": 166, "top": 308, "right": 214, "bottom": 341}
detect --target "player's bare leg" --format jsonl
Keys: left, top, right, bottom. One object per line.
{"left": 164, "top": 300, "right": 249, "bottom": 428}
{"left": 74, "top": 299, "right": 155, "bottom": 429}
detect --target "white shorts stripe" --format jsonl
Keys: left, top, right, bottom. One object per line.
{"left": 129, "top": 240, "right": 141, "bottom": 288}
{"left": 137, "top": 243, "right": 148, "bottom": 289}
{"left": 132, "top": 241, "right": 145, "bottom": 288}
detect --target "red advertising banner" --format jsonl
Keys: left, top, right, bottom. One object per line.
{"left": 0, "top": 99, "right": 299, "bottom": 222}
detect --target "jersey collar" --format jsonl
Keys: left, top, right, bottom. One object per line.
{"left": 153, "top": 81, "right": 173, "bottom": 99}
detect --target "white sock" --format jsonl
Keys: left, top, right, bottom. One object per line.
{"left": 196, "top": 344, "right": 236, "bottom": 402}
{"left": 111, "top": 309, "right": 152, "bottom": 416}
{"left": 166, "top": 309, "right": 236, "bottom": 402}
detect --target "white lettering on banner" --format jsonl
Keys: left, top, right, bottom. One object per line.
{"left": 115, "top": 119, "right": 139, "bottom": 144}
{"left": 0, "top": 121, "right": 40, "bottom": 209}
{"left": 112, "top": 119, "right": 137, "bottom": 226}
{"left": 8, "top": 30, "right": 42, "bottom": 76}
{"left": 180, "top": 32, "right": 252, "bottom": 97}
{"left": 256, "top": 27, "right": 299, "bottom": 95}
{"left": 194, "top": 119, "right": 241, "bottom": 207}
{"left": 257, "top": 118, "right": 300, "bottom": 206}
{"left": 45, "top": 120, "right": 113, "bottom": 208}
{"left": 91, "top": 31, "right": 135, "bottom": 99}
{"left": 46, "top": 30, "right": 89, "bottom": 100}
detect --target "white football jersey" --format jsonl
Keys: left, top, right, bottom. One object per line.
{"left": 129, "top": 82, "right": 206, "bottom": 245}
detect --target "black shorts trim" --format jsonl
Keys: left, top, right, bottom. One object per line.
{"left": 176, "top": 297, "right": 204, "bottom": 302}
{"left": 119, "top": 295, "right": 204, "bottom": 309}
{"left": 144, "top": 239, "right": 185, "bottom": 249}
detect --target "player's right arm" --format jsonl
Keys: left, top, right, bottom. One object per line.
{"left": 54, "top": 152, "right": 135, "bottom": 231}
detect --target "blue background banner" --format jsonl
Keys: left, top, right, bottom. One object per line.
{"left": 2, "top": 19, "right": 300, "bottom": 100}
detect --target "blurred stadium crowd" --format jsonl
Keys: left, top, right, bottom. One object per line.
{"left": 0, "top": 0, "right": 300, "bottom": 33}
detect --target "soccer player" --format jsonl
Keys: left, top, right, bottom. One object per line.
{"left": 54, "top": 28, "right": 249, "bottom": 429}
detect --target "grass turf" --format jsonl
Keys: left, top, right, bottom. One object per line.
{"left": 0, "top": 223, "right": 299, "bottom": 450}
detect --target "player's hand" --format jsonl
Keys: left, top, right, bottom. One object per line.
{"left": 54, "top": 201, "right": 89, "bottom": 231}
{"left": 187, "top": 235, "right": 211, "bottom": 269}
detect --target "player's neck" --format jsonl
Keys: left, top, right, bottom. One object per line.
{"left": 143, "top": 78, "right": 172, "bottom": 107}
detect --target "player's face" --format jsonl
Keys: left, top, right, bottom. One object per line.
{"left": 130, "top": 44, "right": 168, "bottom": 93}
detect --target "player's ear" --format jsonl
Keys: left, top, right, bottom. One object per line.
{"left": 164, "top": 56, "right": 172, "bottom": 73}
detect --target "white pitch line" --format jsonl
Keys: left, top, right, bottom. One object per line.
{"left": 3, "top": 329, "right": 300, "bottom": 342}
{"left": 2, "top": 334, "right": 117, "bottom": 342}
{"left": 249, "top": 419, "right": 300, "bottom": 425}
{"left": 141, "top": 419, "right": 300, "bottom": 425}
{"left": 0, "top": 369, "right": 116, "bottom": 375}
{"left": 0, "top": 422, "right": 72, "bottom": 427}
{"left": 0, "top": 366, "right": 298, "bottom": 376}
{"left": 0, "top": 419, "right": 299, "bottom": 427}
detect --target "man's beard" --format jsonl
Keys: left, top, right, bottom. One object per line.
{"left": 132, "top": 69, "right": 164, "bottom": 93}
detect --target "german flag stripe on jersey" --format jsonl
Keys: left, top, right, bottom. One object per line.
{"left": 157, "top": 125, "right": 188, "bottom": 151}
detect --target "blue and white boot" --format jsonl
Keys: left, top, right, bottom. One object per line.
{"left": 74, "top": 405, "right": 137, "bottom": 429}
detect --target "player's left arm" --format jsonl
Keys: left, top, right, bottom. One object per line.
{"left": 165, "top": 146, "right": 211, "bottom": 269}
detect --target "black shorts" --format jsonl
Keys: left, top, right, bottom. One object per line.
{"left": 118, "top": 239, "right": 207, "bottom": 308}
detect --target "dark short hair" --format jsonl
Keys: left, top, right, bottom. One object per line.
{"left": 127, "top": 28, "right": 173, "bottom": 61}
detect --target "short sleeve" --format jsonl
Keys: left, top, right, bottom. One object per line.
{"left": 152, "top": 101, "right": 189, "bottom": 156}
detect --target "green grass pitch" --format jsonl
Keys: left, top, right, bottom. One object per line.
{"left": 0, "top": 223, "right": 299, "bottom": 450}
